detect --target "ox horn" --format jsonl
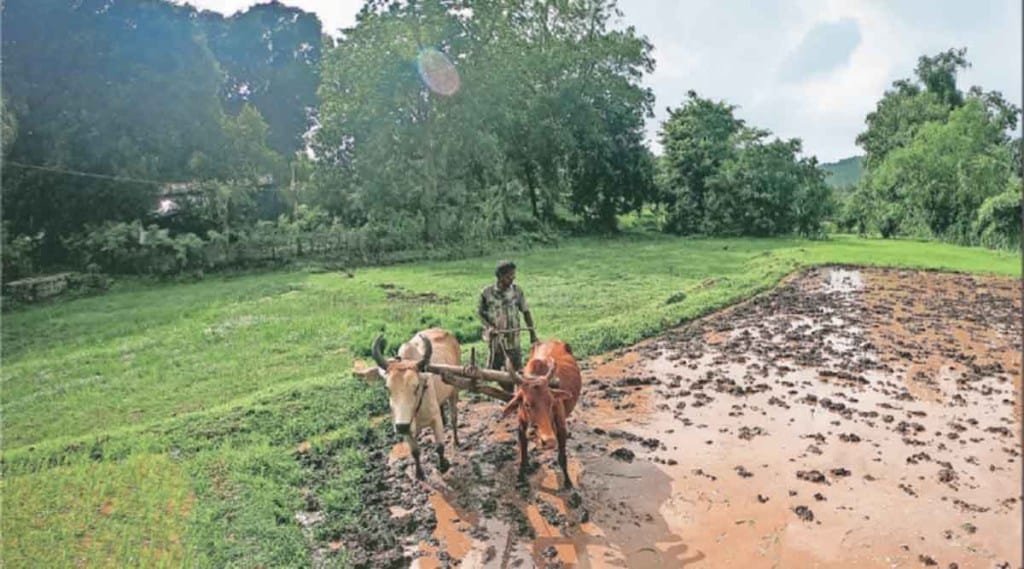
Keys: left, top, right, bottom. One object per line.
{"left": 417, "top": 334, "right": 432, "bottom": 371}
{"left": 371, "top": 335, "right": 389, "bottom": 369}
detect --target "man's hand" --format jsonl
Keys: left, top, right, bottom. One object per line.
{"left": 483, "top": 327, "right": 495, "bottom": 341}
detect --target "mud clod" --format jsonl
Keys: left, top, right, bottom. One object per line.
{"left": 793, "top": 505, "right": 815, "bottom": 522}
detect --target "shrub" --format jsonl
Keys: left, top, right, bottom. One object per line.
{"left": 974, "top": 179, "right": 1022, "bottom": 250}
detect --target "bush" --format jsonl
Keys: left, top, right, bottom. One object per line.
{"left": 63, "top": 221, "right": 206, "bottom": 276}
{"left": 974, "top": 180, "right": 1022, "bottom": 250}
{"left": 1, "top": 223, "right": 43, "bottom": 282}
{"left": 56, "top": 210, "right": 561, "bottom": 278}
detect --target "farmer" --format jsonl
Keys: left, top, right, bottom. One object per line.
{"left": 478, "top": 260, "right": 537, "bottom": 389}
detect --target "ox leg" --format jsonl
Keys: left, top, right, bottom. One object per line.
{"left": 448, "top": 393, "right": 460, "bottom": 449}
{"left": 517, "top": 421, "right": 529, "bottom": 484}
{"left": 557, "top": 427, "right": 572, "bottom": 489}
{"left": 432, "top": 413, "right": 450, "bottom": 473}
{"left": 407, "top": 433, "right": 425, "bottom": 481}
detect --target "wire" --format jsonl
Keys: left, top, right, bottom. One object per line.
{"left": 3, "top": 160, "right": 172, "bottom": 186}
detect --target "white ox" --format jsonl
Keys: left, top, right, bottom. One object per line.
{"left": 356, "top": 328, "right": 460, "bottom": 480}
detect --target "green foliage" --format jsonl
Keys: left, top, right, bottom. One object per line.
{"left": 973, "top": 178, "right": 1022, "bottom": 250}
{"left": 854, "top": 48, "right": 1022, "bottom": 249}
{"left": 199, "top": 3, "right": 323, "bottom": 156}
{"left": 313, "top": 0, "right": 655, "bottom": 238}
{"left": 1011, "top": 137, "right": 1024, "bottom": 177}
{"left": 835, "top": 186, "right": 873, "bottom": 235}
{"left": 914, "top": 47, "right": 970, "bottom": 108}
{"left": 866, "top": 99, "right": 1013, "bottom": 242}
{"left": 0, "top": 1, "right": 298, "bottom": 264}
{"left": 658, "top": 91, "right": 748, "bottom": 233}
{"left": 703, "top": 138, "right": 832, "bottom": 237}
{"left": 856, "top": 82, "right": 950, "bottom": 171}
{"left": 63, "top": 221, "right": 207, "bottom": 276}
{"left": 658, "top": 91, "right": 830, "bottom": 237}
{"left": 2, "top": 222, "right": 43, "bottom": 281}
{"left": 1, "top": 0, "right": 228, "bottom": 255}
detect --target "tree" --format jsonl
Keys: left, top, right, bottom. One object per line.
{"left": 914, "top": 47, "right": 969, "bottom": 108}
{"left": 1011, "top": 136, "right": 1024, "bottom": 178}
{"left": 658, "top": 91, "right": 748, "bottom": 234}
{"left": 703, "top": 137, "right": 829, "bottom": 237}
{"left": 866, "top": 99, "right": 1013, "bottom": 242}
{"left": 854, "top": 48, "right": 1022, "bottom": 247}
{"left": 657, "top": 90, "right": 831, "bottom": 237}
{"left": 856, "top": 82, "right": 950, "bottom": 171}
{"left": 199, "top": 2, "right": 323, "bottom": 156}
{"left": 857, "top": 48, "right": 974, "bottom": 170}
{"left": 1, "top": 0, "right": 227, "bottom": 259}
{"left": 313, "top": 0, "right": 657, "bottom": 239}
{"left": 185, "top": 104, "right": 286, "bottom": 235}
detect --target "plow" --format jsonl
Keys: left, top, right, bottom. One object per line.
{"left": 426, "top": 328, "right": 551, "bottom": 403}
{"left": 361, "top": 328, "right": 541, "bottom": 402}
{"left": 425, "top": 347, "right": 517, "bottom": 402}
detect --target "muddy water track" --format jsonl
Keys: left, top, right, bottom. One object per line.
{"left": 317, "top": 266, "right": 1022, "bottom": 568}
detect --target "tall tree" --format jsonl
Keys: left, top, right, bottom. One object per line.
{"left": 857, "top": 48, "right": 973, "bottom": 170}
{"left": 313, "top": 0, "right": 656, "bottom": 239}
{"left": 866, "top": 99, "right": 1013, "bottom": 242}
{"left": 199, "top": 1, "right": 323, "bottom": 156}
{"left": 1, "top": 0, "right": 227, "bottom": 257}
{"left": 658, "top": 91, "right": 748, "bottom": 234}
{"left": 853, "top": 48, "right": 1021, "bottom": 245}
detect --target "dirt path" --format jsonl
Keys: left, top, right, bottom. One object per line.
{"left": 334, "top": 267, "right": 1022, "bottom": 569}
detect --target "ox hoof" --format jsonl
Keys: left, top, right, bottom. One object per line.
{"left": 562, "top": 478, "right": 574, "bottom": 490}
{"left": 415, "top": 468, "right": 426, "bottom": 481}
{"left": 438, "top": 458, "right": 451, "bottom": 473}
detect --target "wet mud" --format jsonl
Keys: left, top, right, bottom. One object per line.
{"left": 320, "top": 267, "right": 1022, "bottom": 568}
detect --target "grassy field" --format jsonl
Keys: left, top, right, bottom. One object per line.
{"left": 1, "top": 234, "right": 1018, "bottom": 567}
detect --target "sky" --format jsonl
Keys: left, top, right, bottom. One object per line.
{"left": 179, "top": 0, "right": 1022, "bottom": 163}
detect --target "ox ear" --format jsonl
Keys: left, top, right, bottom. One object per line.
{"left": 501, "top": 392, "right": 523, "bottom": 418}
{"left": 353, "top": 359, "right": 385, "bottom": 382}
{"left": 551, "top": 388, "right": 572, "bottom": 402}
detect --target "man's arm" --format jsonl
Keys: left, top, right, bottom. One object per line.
{"left": 517, "top": 286, "right": 538, "bottom": 344}
{"left": 523, "top": 310, "right": 538, "bottom": 344}
{"left": 478, "top": 291, "right": 495, "bottom": 337}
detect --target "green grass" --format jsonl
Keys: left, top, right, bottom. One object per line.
{"left": 2, "top": 454, "right": 195, "bottom": 567}
{"left": 1, "top": 233, "right": 1017, "bottom": 566}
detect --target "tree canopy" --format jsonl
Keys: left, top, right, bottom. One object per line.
{"left": 845, "top": 47, "right": 1021, "bottom": 247}
{"left": 657, "top": 91, "right": 830, "bottom": 237}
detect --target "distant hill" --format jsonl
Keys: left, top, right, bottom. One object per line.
{"left": 820, "top": 156, "right": 863, "bottom": 189}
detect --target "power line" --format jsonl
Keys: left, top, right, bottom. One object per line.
{"left": 3, "top": 160, "right": 173, "bottom": 186}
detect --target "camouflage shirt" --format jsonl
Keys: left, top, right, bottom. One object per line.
{"left": 478, "top": 283, "right": 530, "bottom": 347}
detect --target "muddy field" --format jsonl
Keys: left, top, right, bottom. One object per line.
{"left": 331, "top": 267, "right": 1022, "bottom": 568}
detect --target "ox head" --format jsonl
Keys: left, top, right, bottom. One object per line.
{"left": 502, "top": 358, "right": 571, "bottom": 449}
{"left": 370, "top": 334, "right": 432, "bottom": 435}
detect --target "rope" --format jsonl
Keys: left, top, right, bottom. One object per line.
{"left": 4, "top": 160, "right": 173, "bottom": 186}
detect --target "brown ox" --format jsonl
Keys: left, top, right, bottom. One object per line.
{"left": 363, "top": 328, "right": 460, "bottom": 480}
{"left": 502, "top": 340, "right": 582, "bottom": 489}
